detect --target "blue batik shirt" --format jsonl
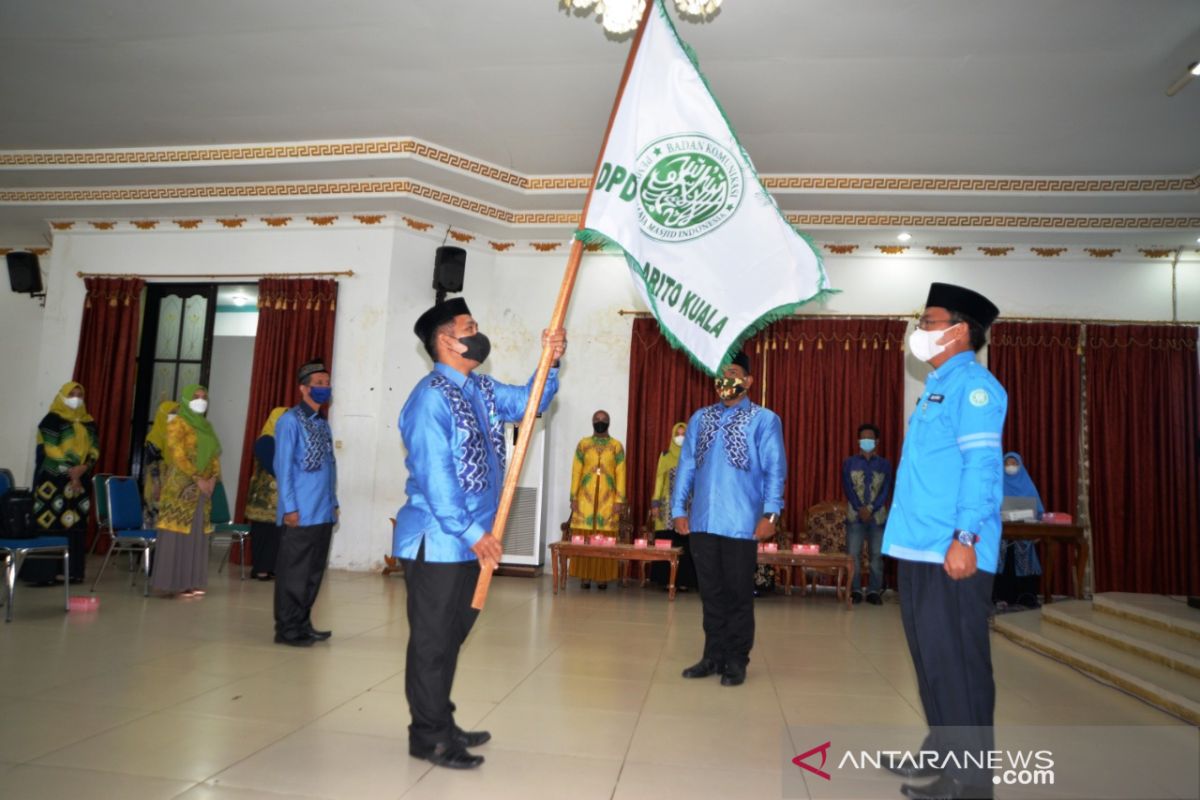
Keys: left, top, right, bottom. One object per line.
{"left": 882, "top": 351, "right": 1008, "bottom": 573}
{"left": 671, "top": 396, "right": 786, "bottom": 539}
{"left": 393, "top": 362, "right": 559, "bottom": 563}
{"left": 274, "top": 403, "right": 339, "bottom": 526}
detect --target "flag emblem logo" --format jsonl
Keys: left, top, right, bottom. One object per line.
{"left": 636, "top": 133, "right": 744, "bottom": 242}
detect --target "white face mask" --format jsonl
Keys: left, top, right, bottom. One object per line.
{"left": 908, "top": 325, "right": 958, "bottom": 363}
{"left": 1005, "top": 465, "right": 1020, "bottom": 476}
{"left": 188, "top": 398, "right": 208, "bottom": 415}
{"left": 61, "top": 395, "right": 82, "bottom": 410}
{"left": 673, "top": 435, "right": 686, "bottom": 447}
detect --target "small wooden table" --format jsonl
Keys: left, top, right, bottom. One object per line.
{"left": 549, "top": 541, "right": 683, "bottom": 599}
{"left": 1001, "top": 522, "right": 1089, "bottom": 603}
{"left": 757, "top": 551, "right": 855, "bottom": 608}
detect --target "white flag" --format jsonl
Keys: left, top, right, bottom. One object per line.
{"left": 580, "top": 0, "right": 832, "bottom": 376}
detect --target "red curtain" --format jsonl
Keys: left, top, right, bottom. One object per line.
{"left": 73, "top": 277, "right": 145, "bottom": 549}
{"left": 625, "top": 318, "right": 721, "bottom": 532}
{"left": 233, "top": 278, "right": 338, "bottom": 533}
{"left": 624, "top": 317, "right": 907, "bottom": 538}
{"left": 761, "top": 318, "right": 908, "bottom": 526}
{"left": 989, "top": 322, "right": 1082, "bottom": 596}
{"left": 1086, "top": 325, "right": 1200, "bottom": 594}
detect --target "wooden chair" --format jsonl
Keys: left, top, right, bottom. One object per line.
{"left": 797, "top": 501, "right": 848, "bottom": 597}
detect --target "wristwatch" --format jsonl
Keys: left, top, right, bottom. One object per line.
{"left": 762, "top": 512, "right": 779, "bottom": 526}
{"left": 954, "top": 529, "right": 979, "bottom": 547}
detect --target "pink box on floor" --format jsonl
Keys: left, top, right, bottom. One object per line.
{"left": 571, "top": 534, "right": 585, "bottom": 544}
{"left": 763, "top": 542, "right": 778, "bottom": 553}
{"left": 654, "top": 539, "right": 672, "bottom": 549}
{"left": 634, "top": 538, "right": 648, "bottom": 548}
{"left": 69, "top": 595, "right": 99, "bottom": 612}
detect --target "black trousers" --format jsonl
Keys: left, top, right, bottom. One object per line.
{"left": 273, "top": 522, "right": 333, "bottom": 638}
{"left": 250, "top": 521, "right": 282, "bottom": 576}
{"left": 899, "top": 560, "right": 996, "bottom": 787}
{"left": 403, "top": 543, "right": 480, "bottom": 751}
{"left": 690, "top": 531, "right": 758, "bottom": 669}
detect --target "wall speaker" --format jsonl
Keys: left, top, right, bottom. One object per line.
{"left": 6, "top": 251, "right": 43, "bottom": 295}
{"left": 433, "top": 246, "right": 466, "bottom": 293}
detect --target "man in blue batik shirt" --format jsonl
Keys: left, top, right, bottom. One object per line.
{"left": 882, "top": 283, "right": 1007, "bottom": 800}
{"left": 671, "top": 351, "right": 786, "bottom": 688}
{"left": 395, "top": 297, "right": 566, "bottom": 771}
{"left": 273, "top": 360, "right": 338, "bottom": 648}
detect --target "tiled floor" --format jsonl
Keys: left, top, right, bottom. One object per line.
{"left": 0, "top": 558, "right": 1191, "bottom": 800}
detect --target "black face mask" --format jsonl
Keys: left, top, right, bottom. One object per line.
{"left": 457, "top": 332, "right": 491, "bottom": 365}
{"left": 593, "top": 421, "right": 610, "bottom": 435}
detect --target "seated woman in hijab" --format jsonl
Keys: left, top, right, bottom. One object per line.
{"left": 995, "top": 452, "right": 1043, "bottom": 610}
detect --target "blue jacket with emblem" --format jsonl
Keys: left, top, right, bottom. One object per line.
{"left": 393, "top": 362, "right": 559, "bottom": 563}
{"left": 882, "top": 351, "right": 1008, "bottom": 573}
{"left": 671, "top": 396, "right": 786, "bottom": 539}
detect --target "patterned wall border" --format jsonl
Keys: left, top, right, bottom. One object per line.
{"left": 12, "top": 180, "right": 1200, "bottom": 232}
{"left": 2, "top": 137, "right": 1198, "bottom": 196}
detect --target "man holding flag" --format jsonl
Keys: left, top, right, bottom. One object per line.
{"left": 470, "top": 0, "right": 830, "bottom": 613}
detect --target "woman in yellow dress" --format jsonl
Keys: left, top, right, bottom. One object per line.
{"left": 567, "top": 410, "right": 626, "bottom": 590}
{"left": 648, "top": 421, "right": 695, "bottom": 590}
{"left": 142, "top": 400, "right": 178, "bottom": 527}
{"left": 151, "top": 383, "right": 221, "bottom": 598}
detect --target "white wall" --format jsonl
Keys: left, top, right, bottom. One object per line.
{"left": 6, "top": 229, "right": 1195, "bottom": 571}
{"left": 0, "top": 279, "right": 46, "bottom": 484}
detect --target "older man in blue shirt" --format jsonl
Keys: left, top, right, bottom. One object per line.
{"left": 672, "top": 351, "right": 786, "bottom": 688}
{"left": 395, "top": 297, "right": 565, "bottom": 770}
{"left": 273, "top": 360, "right": 338, "bottom": 648}
{"left": 882, "top": 283, "right": 1007, "bottom": 800}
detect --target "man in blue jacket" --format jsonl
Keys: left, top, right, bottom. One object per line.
{"left": 882, "top": 283, "right": 1007, "bottom": 800}
{"left": 273, "top": 360, "right": 338, "bottom": 647}
{"left": 395, "top": 297, "right": 566, "bottom": 770}
{"left": 672, "top": 351, "right": 786, "bottom": 688}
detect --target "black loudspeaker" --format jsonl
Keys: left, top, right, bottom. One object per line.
{"left": 7, "top": 251, "right": 43, "bottom": 294}
{"left": 433, "top": 246, "right": 466, "bottom": 293}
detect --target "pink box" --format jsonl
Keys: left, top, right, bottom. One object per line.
{"left": 69, "top": 595, "right": 99, "bottom": 612}
{"left": 792, "top": 544, "right": 804, "bottom": 553}
{"left": 764, "top": 542, "right": 778, "bottom": 553}
{"left": 633, "top": 538, "right": 648, "bottom": 548}
{"left": 757, "top": 543, "right": 765, "bottom": 553}
{"left": 654, "top": 539, "right": 672, "bottom": 549}
{"left": 571, "top": 534, "right": 585, "bottom": 544}
{"left": 795, "top": 544, "right": 820, "bottom": 554}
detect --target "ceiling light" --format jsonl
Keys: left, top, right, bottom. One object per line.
{"left": 230, "top": 295, "right": 248, "bottom": 307}
{"left": 1192, "top": 62, "right": 1200, "bottom": 76}
{"left": 897, "top": 232, "right": 912, "bottom": 242}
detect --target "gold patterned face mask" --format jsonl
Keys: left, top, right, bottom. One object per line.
{"left": 714, "top": 376, "right": 747, "bottom": 401}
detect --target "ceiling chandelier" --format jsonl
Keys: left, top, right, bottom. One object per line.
{"left": 564, "top": 0, "right": 723, "bottom": 36}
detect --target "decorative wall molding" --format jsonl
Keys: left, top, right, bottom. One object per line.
{"left": 1085, "top": 248, "right": 1120, "bottom": 258}
{"left": 824, "top": 244, "right": 858, "bottom": 254}
{"left": 927, "top": 246, "right": 961, "bottom": 256}
{"left": 3, "top": 136, "right": 1197, "bottom": 197}
{"left": 1031, "top": 247, "right": 1066, "bottom": 257}
{"left": 979, "top": 246, "right": 1014, "bottom": 256}
{"left": 875, "top": 245, "right": 908, "bottom": 255}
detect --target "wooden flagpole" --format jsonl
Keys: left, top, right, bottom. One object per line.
{"left": 471, "top": 0, "right": 658, "bottom": 610}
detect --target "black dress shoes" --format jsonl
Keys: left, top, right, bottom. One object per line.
{"left": 410, "top": 742, "right": 485, "bottom": 770}
{"left": 886, "top": 761, "right": 942, "bottom": 780}
{"left": 902, "top": 775, "right": 993, "bottom": 800}
{"left": 274, "top": 633, "right": 315, "bottom": 648}
{"left": 720, "top": 664, "right": 747, "bottom": 686}
{"left": 453, "top": 728, "right": 491, "bottom": 748}
{"left": 306, "top": 628, "right": 332, "bottom": 641}
{"left": 681, "top": 658, "right": 722, "bottom": 679}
